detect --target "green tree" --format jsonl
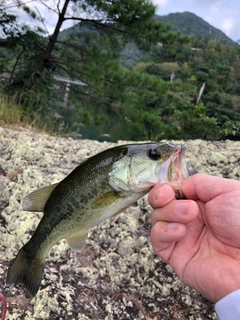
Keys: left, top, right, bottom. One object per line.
{"left": 174, "top": 102, "right": 219, "bottom": 139}
{"left": 0, "top": 0, "right": 18, "bottom": 38}
{"left": 8, "top": 0, "right": 180, "bottom": 102}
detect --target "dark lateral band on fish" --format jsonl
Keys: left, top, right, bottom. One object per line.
{"left": 6, "top": 142, "right": 188, "bottom": 297}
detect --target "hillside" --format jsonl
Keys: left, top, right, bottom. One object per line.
{"left": 57, "top": 11, "right": 236, "bottom": 69}
{"left": 156, "top": 12, "right": 235, "bottom": 46}
{"left": 59, "top": 11, "right": 235, "bottom": 46}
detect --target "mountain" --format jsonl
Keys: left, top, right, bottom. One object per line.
{"left": 59, "top": 12, "right": 235, "bottom": 46}
{"left": 58, "top": 12, "right": 235, "bottom": 47}
{"left": 57, "top": 11, "right": 236, "bottom": 68}
{"left": 155, "top": 12, "right": 235, "bottom": 46}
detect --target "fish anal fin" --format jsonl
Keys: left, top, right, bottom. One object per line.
{"left": 65, "top": 232, "right": 88, "bottom": 252}
{"left": 22, "top": 183, "right": 59, "bottom": 212}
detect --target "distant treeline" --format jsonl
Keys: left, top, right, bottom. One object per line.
{"left": 0, "top": 1, "right": 239, "bottom": 141}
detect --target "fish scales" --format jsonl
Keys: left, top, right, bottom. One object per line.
{"left": 23, "top": 146, "right": 129, "bottom": 259}
{"left": 6, "top": 142, "right": 188, "bottom": 297}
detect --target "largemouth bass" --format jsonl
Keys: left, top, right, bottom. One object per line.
{"left": 6, "top": 142, "right": 188, "bottom": 297}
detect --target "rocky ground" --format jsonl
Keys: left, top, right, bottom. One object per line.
{"left": 0, "top": 126, "right": 240, "bottom": 320}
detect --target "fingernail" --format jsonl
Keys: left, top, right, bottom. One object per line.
{"left": 152, "top": 184, "right": 171, "bottom": 202}
{"left": 176, "top": 202, "right": 189, "bottom": 215}
{"left": 168, "top": 222, "right": 179, "bottom": 230}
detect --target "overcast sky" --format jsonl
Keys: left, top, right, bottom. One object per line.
{"left": 6, "top": 0, "right": 240, "bottom": 42}
{"left": 152, "top": 0, "right": 240, "bottom": 42}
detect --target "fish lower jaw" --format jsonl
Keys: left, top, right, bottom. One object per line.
{"left": 167, "top": 157, "right": 187, "bottom": 198}
{"left": 169, "top": 180, "right": 184, "bottom": 198}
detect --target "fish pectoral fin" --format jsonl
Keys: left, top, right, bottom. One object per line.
{"left": 92, "top": 190, "right": 123, "bottom": 209}
{"left": 65, "top": 232, "right": 88, "bottom": 252}
{"left": 22, "top": 183, "right": 59, "bottom": 212}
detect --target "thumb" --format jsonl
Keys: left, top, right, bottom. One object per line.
{"left": 182, "top": 174, "right": 240, "bottom": 202}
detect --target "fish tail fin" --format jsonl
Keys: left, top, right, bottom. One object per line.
{"left": 6, "top": 248, "right": 44, "bottom": 297}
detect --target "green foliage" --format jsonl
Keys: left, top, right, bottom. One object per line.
{"left": 120, "top": 43, "right": 145, "bottom": 68}
{"left": 0, "top": 1, "right": 17, "bottom": 38}
{"left": 174, "top": 102, "right": 219, "bottom": 139}
{"left": 3, "top": 31, "right": 48, "bottom": 93}
{"left": 1, "top": 0, "right": 184, "bottom": 107}
{"left": 1, "top": 2, "right": 240, "bottom": 141}
{"left": 132, "top": 36, "right": 240, "bottom": 140}
{"left": 120, "top": 71, "right": 169, "bottom": 140}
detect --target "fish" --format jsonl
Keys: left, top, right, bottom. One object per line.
{"left": 6, "top": 142, "right": 188, "bottom": 297}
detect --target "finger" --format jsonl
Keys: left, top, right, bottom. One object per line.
{"left": 151, "top": 200, "right": 199, "bottom": 225}
{"left": 148, "top": 184, "right": 175, "bottom": 209}
{"left": 182, "top": 174, "right": 240, "bottom": 202}
{"left": 150, "top": 221, "right": 187, "bottom": 262}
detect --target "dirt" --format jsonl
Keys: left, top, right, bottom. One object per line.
{"left": 1, "top": 126, "right": 240, "bottom": 320}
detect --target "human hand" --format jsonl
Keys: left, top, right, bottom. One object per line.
{"left": 149, "top": 174, "right": 240, "bottom": 302}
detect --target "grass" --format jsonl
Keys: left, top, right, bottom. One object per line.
{"left": 0, "top": 92, "right": 25, "bottom": 127}
{"left": 0, "top": 91, "right": 81, "bottom": 138}
{"left": 0, "top": 91, "right": 53, "bottom": 134}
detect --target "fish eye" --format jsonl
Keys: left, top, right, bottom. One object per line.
{"left": 148, "top": 148, "right": 161, "bottom": 160}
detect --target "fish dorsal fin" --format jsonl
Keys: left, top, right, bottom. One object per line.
{"left": 22, "top": 183, "right": 59, "bottom": 212}
{"left": 65, "top": 232, "right": 88, "bottom": 252}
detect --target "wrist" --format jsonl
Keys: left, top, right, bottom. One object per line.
{"left": 208, "top": 270, "right": 240, "bottom": 303}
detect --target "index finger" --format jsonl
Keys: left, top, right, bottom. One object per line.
{"left": 182, "top": 174, "right": 240, "bottom": 202}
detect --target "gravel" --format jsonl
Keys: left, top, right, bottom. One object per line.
{"left": 1, "top": 126, "right": 240, "bottom": 320}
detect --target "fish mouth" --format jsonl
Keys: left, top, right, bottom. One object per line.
{"left": 168, "top": 144, "right": 188, "bottom": 197}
